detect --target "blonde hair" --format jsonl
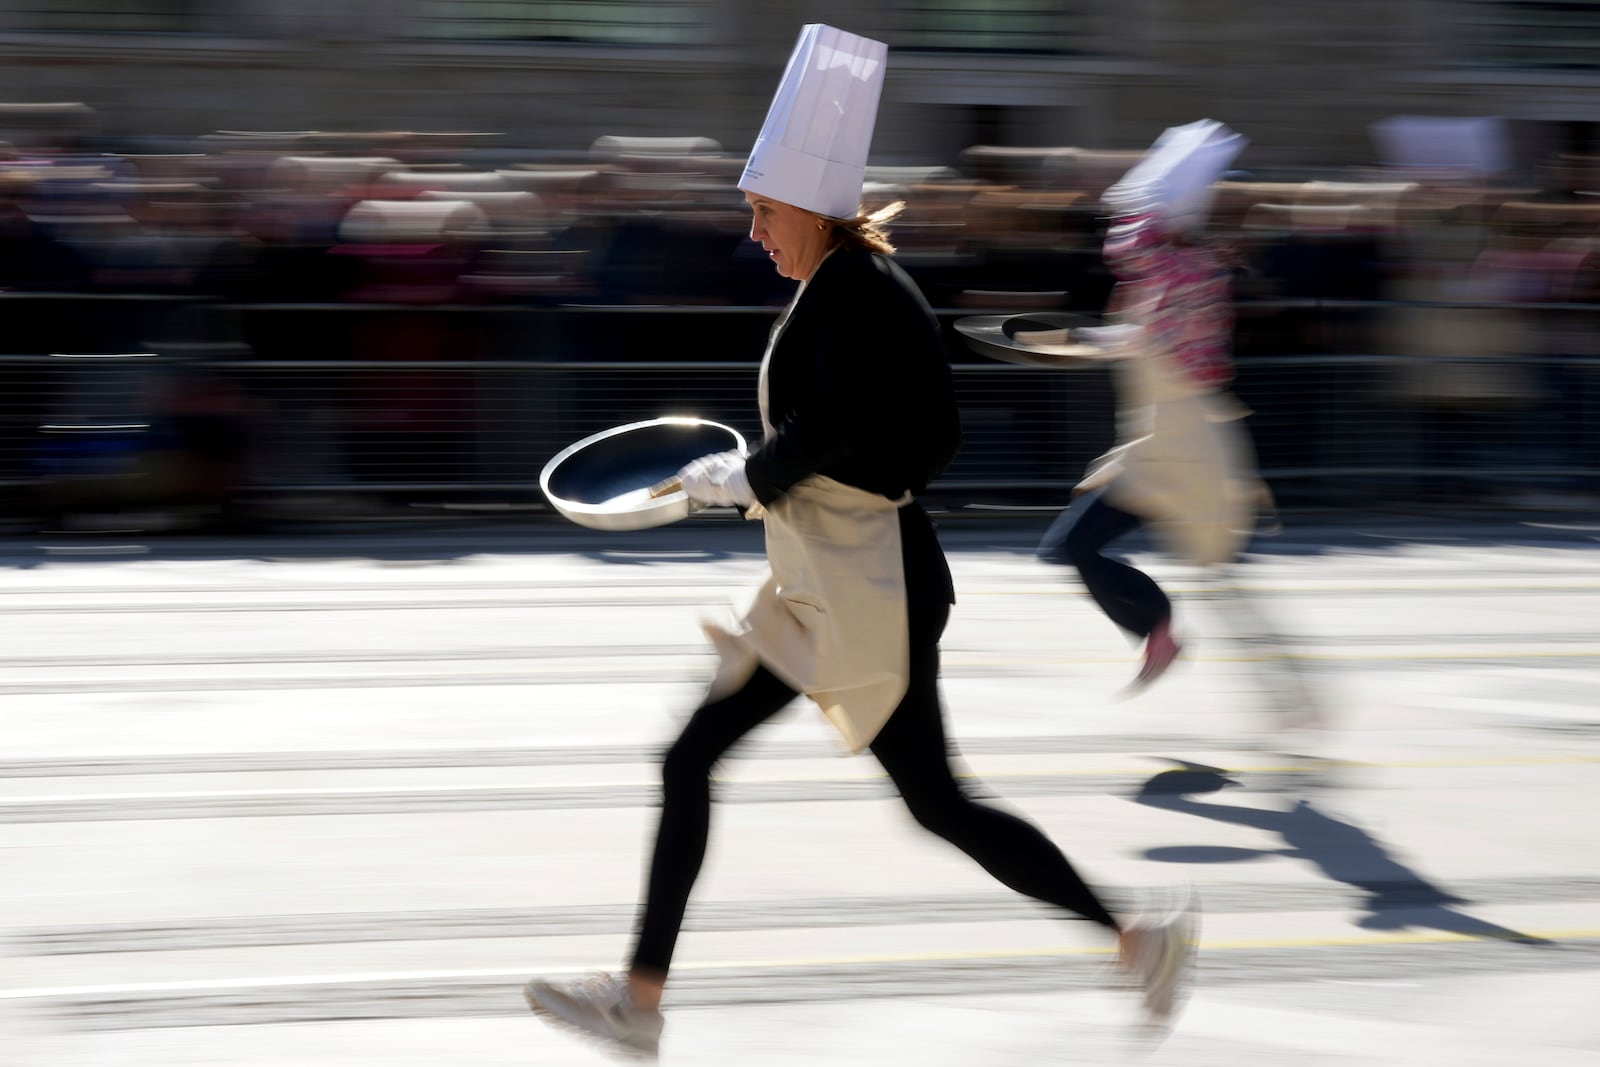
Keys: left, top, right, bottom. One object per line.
{"left": 821, "top": 200, "right": 904, "bottom": 256}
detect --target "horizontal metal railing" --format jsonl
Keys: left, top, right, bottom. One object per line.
{"left": 0, "top": 294, "right": 1593, "bottom": 522}
{"left": 3, "top": 292, "right": 1596, "bottom": 312}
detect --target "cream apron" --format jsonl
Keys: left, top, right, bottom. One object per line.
{"left": 702, "top": 285, "right": 912, "bottom": 754}
{"left": 1077, "top": 331, "right": 1264, "bottom": 568}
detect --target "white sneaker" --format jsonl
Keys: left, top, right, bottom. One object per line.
{"left": 1134, "top": 884, "right": 1199, "bottom": 1025}
{"left": 524, "top": 973, "right": 664, "bottom": 1058}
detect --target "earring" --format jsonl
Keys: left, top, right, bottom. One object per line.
{"left": 816, "top": 221, "right": 827, "bottom": 230}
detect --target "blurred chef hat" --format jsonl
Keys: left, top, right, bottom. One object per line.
{"left": 1103, "top": 119, "right": 1248, "bottom": 233}
{"left": 738, "top": 23, "right": 887, "bottom": 220}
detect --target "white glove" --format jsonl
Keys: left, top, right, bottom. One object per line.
{"left": 1074, "top": 323, "right": 1144, "bottom": 349}
{"left": 677, "top": 450, "right": 754, "bottom": 508}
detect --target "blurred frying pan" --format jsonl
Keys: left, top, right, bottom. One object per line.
{"left": 954, "top": 311, "right": 1108, "bottom": 367}
{"left": 540, "top": 417, "right": 747, "bottom": 531}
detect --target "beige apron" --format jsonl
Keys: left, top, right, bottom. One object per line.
{"left": 1077, "top": 331, "right": 1264, "bottom": 567}
{"left": 702, "top": 283, "right": 912, "bottom": 753}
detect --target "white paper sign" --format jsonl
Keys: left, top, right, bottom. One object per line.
{"left": 1369, "top": 115, "right": 1510, "bottom": 174}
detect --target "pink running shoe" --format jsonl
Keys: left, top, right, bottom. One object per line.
{"left": 1129, "top": 619, "right": 1183, "bottom": 693}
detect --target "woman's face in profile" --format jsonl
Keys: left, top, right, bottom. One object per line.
{"left": 745, "top": 192, "right": 828, "bottom": 281}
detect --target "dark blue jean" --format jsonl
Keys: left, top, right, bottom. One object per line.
{"left": 1037, "top": 489, "right": 1171, "bottom": 639}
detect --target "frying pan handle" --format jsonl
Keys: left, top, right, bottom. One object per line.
{"left": 648, "top": 476, "right": 682, "bottom": 499}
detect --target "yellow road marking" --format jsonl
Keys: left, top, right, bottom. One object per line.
{"left": 710, "top": 754, "right": 1600, "bottom": 785}
{"left": 942, "top": 648, "right": 1600, "bottom": 666}
{"left": 6, "top": 928, "right": 1595, "bottom": 1001}
{"left": 674, "top": 927, "right": 1600, "bottom": 971}
{"left": 4, "top": 755, "right": 1593, "bottom": 804}
{"left": 963, "top": 583, "right": 1600, "bottom": 596}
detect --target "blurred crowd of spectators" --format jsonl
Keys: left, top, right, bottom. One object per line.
{"left": 1, "top": 104, "right": 1596, "bottom": 320}
{"left": 0, "top": 103, "right": 1595, "bottom": 530}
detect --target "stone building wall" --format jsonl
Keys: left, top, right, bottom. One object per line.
{"left": 0, "top": 1, "right": 1591, "bottom": 172}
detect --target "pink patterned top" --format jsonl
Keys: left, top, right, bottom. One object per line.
{"left": 1102, "top": 212, "right": 1234, "bottom": 388}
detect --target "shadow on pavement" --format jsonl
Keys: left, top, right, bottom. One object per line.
{"left": 1131, "top": 761, "right": 1557, "bottom": 947}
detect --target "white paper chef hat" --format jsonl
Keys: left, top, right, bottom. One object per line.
{"left": 1103, "top": 119, "right": 1248, "bottom": 233}
{"left": 738, "top": 24, "right": 888, "bottom": 220}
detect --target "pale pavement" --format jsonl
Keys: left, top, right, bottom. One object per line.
{"left": 0, "top": 515, "right": 1596, "bottom": 1065}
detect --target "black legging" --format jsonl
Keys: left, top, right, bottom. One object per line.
{"left": 629, "top": 614, "right": 1120, "bottom": 975}
{"left": 1037, "top": 488, "right": 1171, "bottom": 640}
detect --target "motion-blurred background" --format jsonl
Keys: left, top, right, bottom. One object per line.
{"left": 0, "top": 0, "right": 1594, "bottom": 531}
{"left": 2, "top": 10, "right": 1598, "bottom": 1066}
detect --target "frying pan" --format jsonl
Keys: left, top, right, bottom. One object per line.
{"left": 540, "top": 417, "right": 747, "bottom": 531}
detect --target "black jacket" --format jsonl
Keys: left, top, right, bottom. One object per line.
{"left": 744, "top": 247, "right": 960, "bottom": 501}
{"left": 743, "top": 248, "right": 962, "bottom": 626}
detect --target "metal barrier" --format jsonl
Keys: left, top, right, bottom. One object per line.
{"left": 222, "top": 358, "right": 1117, "bottom": 497}
{"left": 0, "top": 293, "right": 1595, "bottom": 524}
